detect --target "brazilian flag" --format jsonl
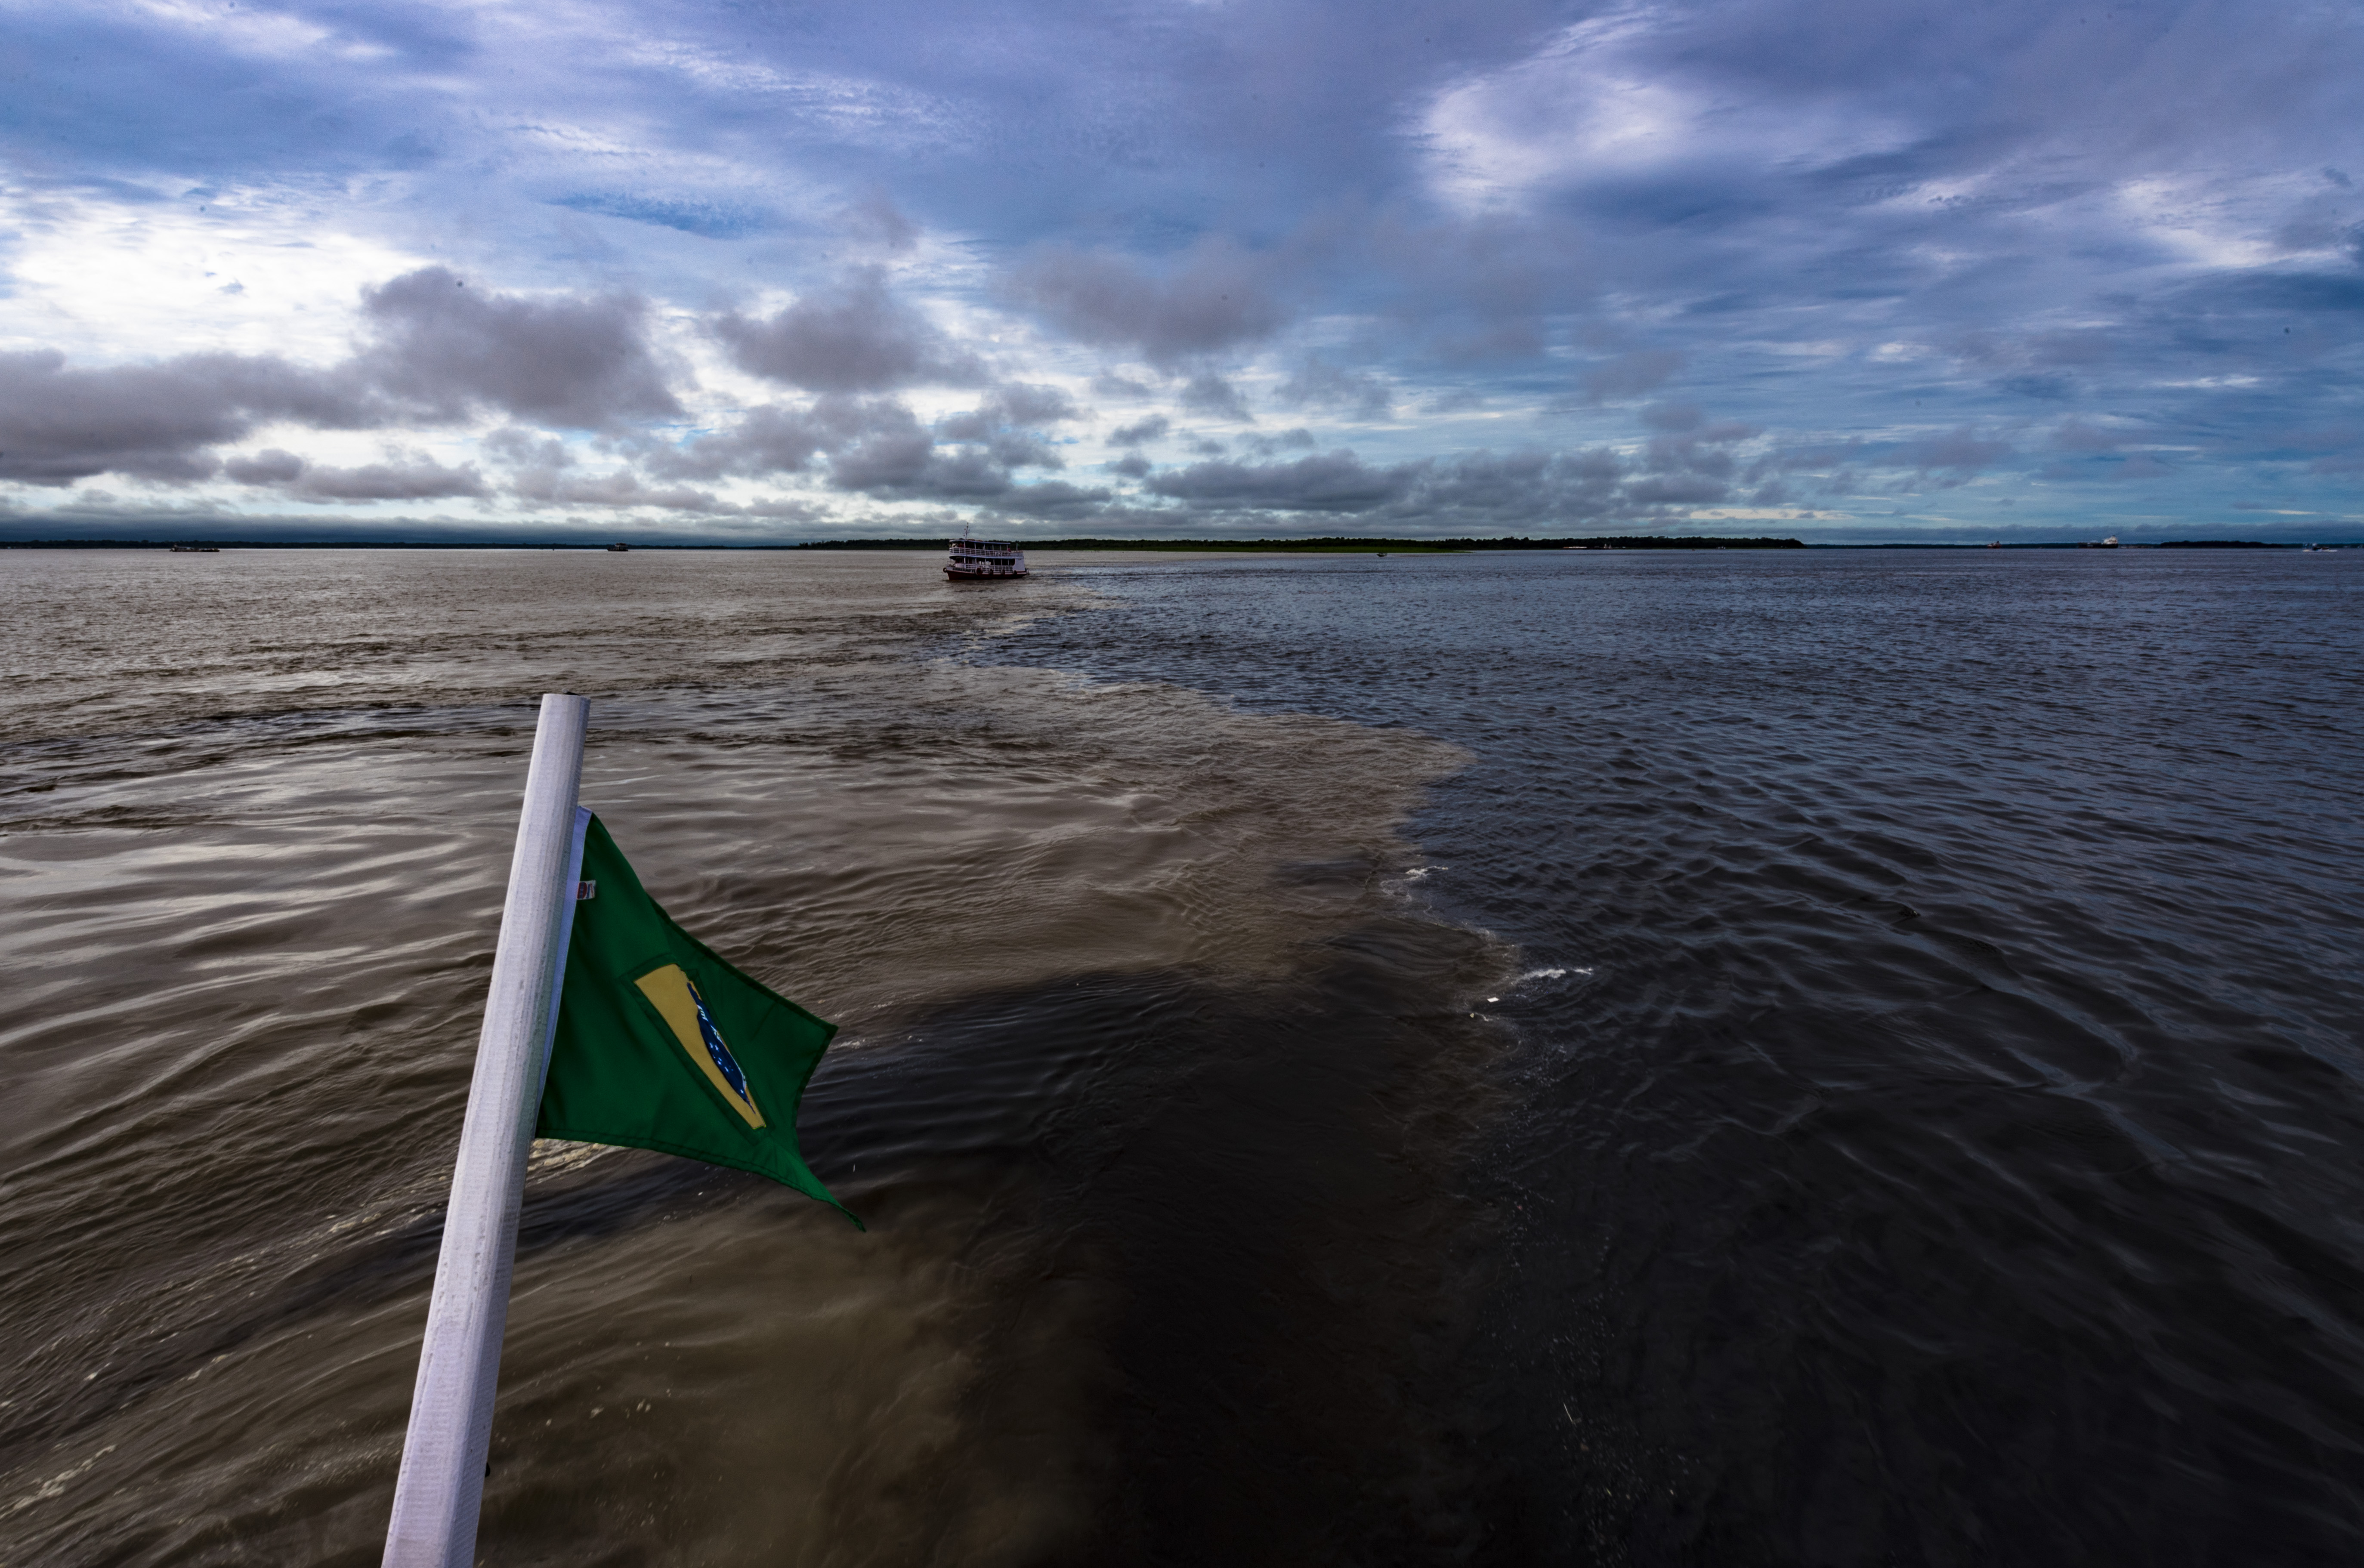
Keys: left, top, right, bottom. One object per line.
{"left": 539, "top": 815, "right": 858, "bottom": 1227}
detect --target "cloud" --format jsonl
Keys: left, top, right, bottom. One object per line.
{"left": 1366, "top": 210, "right": 1582, "bottom": 364}
{"left": 1148, "top": 449, "right": 1412, "bottom": 511}
{"left": 0, "top": 348, "right": 372, "bottom": 485}
{"left": 1130, "top": 444, "right": 1738, "bottom": 529}
{"left": 837, "top": 187, "right": 919, "bottom": 252}
{"left": 2280, "top": 422, "right": 2364, "bottom": 474}
{"left": 553, "top": 192, "right": 773, "bottom": 239}
{"left": 1241, "top": 428, "right": 1317, "bottom": 458}
{"left": 1994, "top": 373, "right": 2074, "bottom": 401}
{"left": 831, "top": 437, "right": 1002, "bottom": 499}
{"left": 644, "top": 396, "right": 915, "bottom": 482}
{"left": 1275, "top": 355, "right": 1394, "bottom": 420}
{"left": 1004, "top": 239, "right": 1284, "bottom": 366}
{"left": 981, "top": 479, "right": 1114, "bottom": 519}
{"left": 1582, "top": 349, "right": 1683, "bottom": 404}
{"left": 638, "top": 382, "right": 1080, "bottom": 504}
{"left": 220, "top": 448, "right": 307, "bottom": 485}
{"left": 2052, "top": 418, "right": 2138, "bottom": 451}
{"left": 1625, "top": 473, "right": 1730, "bottom": 505}
{"left": 1179, "top": 373, "right": 1255, "bottom": 423}
{"left": 360, "top": 267, "right": 683, "bottom": 428}
{"left": 1896, "top": 427, "right": 2013, "bottom": 486}
{"left": 2, "top": 268, "right": 690, "bottom": 489}
{"left": 2108, "top": 454, "right": 2173, "bottom": 482}
{"left": 1109, "top": 414, "right": 1170, "bottom": 446}
{"left": 1639, "top": 415, "right": 1761, "bottom": 487}
{"left": 714, "top": 268, "right": 986, "bottom": 392}
{"left": 930, "top": 385, "right": 1079, "bottom": 475}
{"left": 510, "top": 466, "right": 723, "bottom": 512}
{"left": 933, "top": 383, "right": 1081, "bottom": 441}
{"left": 1394, "top": 449, "right": 1631, "bottom": 527}
{"left": 13, "top": 0, "right": 2364, "bottom": 537}
{"left": 223, "top": 446, "right": 487, "bottom": 501}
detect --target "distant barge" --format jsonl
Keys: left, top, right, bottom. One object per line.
{"left": 945, "top": 534, "right": 1028, "bottom": 580}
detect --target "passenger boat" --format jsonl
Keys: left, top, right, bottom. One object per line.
{"left": 944, "top": 532, "right": 1028, "bottom": 580}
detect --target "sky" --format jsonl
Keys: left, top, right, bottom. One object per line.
{"left": 2, "top": 0, "right": 2360, "bottom": 543}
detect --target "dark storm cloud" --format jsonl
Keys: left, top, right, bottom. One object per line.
{"left": 2, "top": 268, "right": 689, "bottom": 487}
{"left": 933, "top": 383, "right": 1082, "bottom": 441}
{"left": 1132, "top": 440, "right": 1690, "bottom": 527}
{"left": 1624, "top": 473, "right": 1729, "bottom": 505}
{"left": 641, "top": 397, "right": 914, "bottom": 482}
{"left": 979, "top": 479, "right": 1115, "bottom": 519}
{"left": 1638, "top": 417, "right": 1761, "bottom": 491}
{"left": 830, "top": 438, "right": 1001, "bottom": 499}
{"left": 1108, "top": 414, "right": 1170, "bottom": 447}
{"left": 1004, "top": 241, "right": 1286, "bottom": 367}
{"left": 1390, "top": 449, "right": 1631, "bottom": 527}
{"left": 1241, "top": 428, "right": 1319, "bottom": 458}
{"left": 223, "top": 447, "right": 488, "bottom": 501}
{"left": 1179, "top": 374, "right": 1256, "bottom": 424}
{"left": 16, "top": 0, "right": 2364, "bottom": 534}
{"left": 1129, "top": 443, "right": 1719, "bottom": 530}
{"left": 640, "top": 385, "right": 1078, "bottom": 505}
{"left": 360, "top": 267, "right": 683, "bottom": 428}
{"left": 513, "top": 468, "right": 725, "bottom": 511}
{"left": 1147, "top": 450, "right": 1412, "bottom": 512}
{"left": 714, "top": 269, "right": 986, "bottom": 393}
{"left": 0, "top": 349, "right": 373, "bottom": 485}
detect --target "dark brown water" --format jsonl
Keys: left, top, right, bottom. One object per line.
{"left": 981, "top": 546, "right": 2364, "bottom": 1565}
{"left": 6, "top": 546, "right": 2362, "bottom": 1566}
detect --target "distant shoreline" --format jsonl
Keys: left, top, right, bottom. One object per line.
{"left": 1, "top": 535, "right": 2353, "bottom": 552}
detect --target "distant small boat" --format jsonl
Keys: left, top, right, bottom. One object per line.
{"left": 1988, "top": 541, "right": 2001, "bottom": 549}
{"left": 944, "top": 532, "right": 1027, "bottom": 580}
{"left": 606, "top": 543, "right": 630, "bottom": 553}
{"left": 2080, "top": 536, "right": 2120, "bottom": 549}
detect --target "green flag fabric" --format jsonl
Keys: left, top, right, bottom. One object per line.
{"left": 538, "top": 814, "right": 858, "bottom": 1227}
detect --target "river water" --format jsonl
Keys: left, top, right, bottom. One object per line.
{"left": 2, "top": 546, "right": 2360, "bottom": 1565}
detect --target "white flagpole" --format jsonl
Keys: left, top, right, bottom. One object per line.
{"left": 383, "top": 694, "right": 591, "bottom": 1568}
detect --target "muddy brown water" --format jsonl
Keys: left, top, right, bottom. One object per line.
{"left": 2, "top": 549, "right": 1499, "bottom": 1566}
